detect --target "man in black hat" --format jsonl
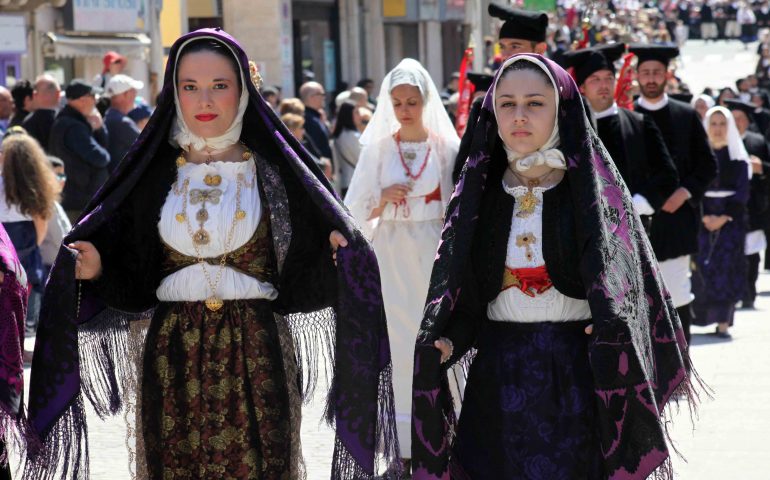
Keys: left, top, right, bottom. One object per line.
{"left": 488, "top": 2, "right": 549, "bottom": 60}
{"left": 564, "top": 44, "right": 679, "bottom": 222}
{"left": 632, "top": 44, "right": 717, "bottom": 343}
{"left": 724, "top": 99, "right": 770, "bottom": 308}
{"left": 49, "top": 79, "right": 111, "bottom": 223}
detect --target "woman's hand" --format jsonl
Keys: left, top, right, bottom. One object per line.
{"left": 68, "top": 241, "right": 102, "bottom": 280}
{"left": 661, "top": 187, "right": 691, "bottom": 214}
{"left": 584, "top": 324, "right": 593, "bottom": 335}
{"left": 329, "top": 230, "right": 348, "bottom": 266}
{"left": 702, "top": 215, "right": 731, "bottom": 232}
{"left": 434, "top": 337, "right": 454, "bottom": 364}
{"left": 380, "top": 183, "right": 411, "bottom": 205}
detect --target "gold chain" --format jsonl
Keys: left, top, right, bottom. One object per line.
{"left": 173, "top": 149, "right": 257, "bottom": 310}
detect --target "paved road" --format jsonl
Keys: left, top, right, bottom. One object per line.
{"left": 11, "top": 39, "right": 768, "bottom": 479}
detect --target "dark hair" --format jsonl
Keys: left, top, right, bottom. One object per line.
{"left": 11, "top": 80, "right": 33, "bottom": 111}
{"left": 332, "top": 100, "right": 358, "bottom": 138}
{"left": 357, "top": 78, "right": 373, "bottom": 88}
{"left": 261, "top": 85, "right": 278, "bottom": 98}
{"left": 175, "top": 38, "right": 242, "bottom": 90}
{"left": 48, "top": 155, "right": 64, "bottom": 169}
{"left": 499, "top": 59, "right": 553, "bottom": 88}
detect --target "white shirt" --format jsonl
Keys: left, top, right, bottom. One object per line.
{"left": 487, "top": 181, "right": 591, "bottom": 323}
{"left": 156, "top": 160, "right": 278, "bottom": 302}
{"left": 637, "top": 93, "right": 669, "bottom": 112}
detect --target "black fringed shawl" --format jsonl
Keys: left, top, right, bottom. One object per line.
{"left": 26, "top": 28, "right": 398, "bottom": 479}
{"left": 411, "top": 54, "right": 697, "bottom": 480}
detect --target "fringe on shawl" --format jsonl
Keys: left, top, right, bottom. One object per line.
{"left": 286, "top": 307, "right": 402, "bottom": 478}
{"left": 23, "top": 308, "right": 150, "bottom": 480}
{"left": 330, "top": 364, "right": 402, "bottom": 479}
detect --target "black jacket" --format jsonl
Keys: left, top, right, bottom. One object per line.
{"left": 634, "top": 98, "right": 717, "bottom": 261}
{"left": 49, "top": 105, "right": 111, "bottom": 212}
{"left": 22, "top": 108, "right": 57, "bottom": 151}
{"left": 104, "top": 108, "right": 140, "bottom": 172}
{"left": 743, "top": 130, "right": 770, "bottom": 231}
{"left": 303, "top": 107, "right": 332, "bottom": 159}
{"left": 596, "top": 108, "right": 679, "bottom": 210}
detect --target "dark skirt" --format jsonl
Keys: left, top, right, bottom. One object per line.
{"left": 451, "top": 320, "right": 603, "bottom": 480}
{"left": 693, "top": 218, "right": 746, "bottom": 326}
{"left": 142, "top": 299, "right": 299, "bottom": 480}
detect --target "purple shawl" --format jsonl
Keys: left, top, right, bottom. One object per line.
{"left": 411, "top": 55, "right": 698, "bottom": 480}
{"left": 0, "top": 223, "right": 27, "bottom": 445}
{"left": 26, "top": 28, "right": 398, "bottom": 479}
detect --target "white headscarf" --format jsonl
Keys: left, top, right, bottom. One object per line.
{"left": 692, "top": 93, "right": 716, "bottom": 110}
{"left": 169, "top": 36, "right": 249, "bottom": 153}
{"left": 492, "top": 55, "right": 566, "bottom": 172}
{"left": 704, "top": 105, "right": 753, "bottom": 179}
{"left": 359, "top": 58, "right": 457, "bottom": 147}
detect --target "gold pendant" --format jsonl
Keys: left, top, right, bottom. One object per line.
{"left": 242, "top": 150, "right": 252, "bottom": 161}
{"left": 404, "top": 151, "right": 417, "bottom": 161}
{"left": 192, "top": 229, "right": 211, "bottom": 245}
{"left": 196, "top": 208, "right": 209, "bottom": 223}
{"left": 235, "top": 210, "right": 246, "bottom": 220}
{"left": 175, "top": 213, "right": 186, "bottom": 223}
{"left": 204, "top": 174, "right": 222, "bottom": 187}
{"left": 516, "top": 191, "right": 539, "bottom": 218}
{"left": 205, "top": 296, "right": 224, "bottom": 311}
{"left": 176, "top": 155, "right": 186, "bottom": 167}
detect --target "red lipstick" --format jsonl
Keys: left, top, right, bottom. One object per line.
{"left": 195, "top": 114, "right": 218, "bottom": 122}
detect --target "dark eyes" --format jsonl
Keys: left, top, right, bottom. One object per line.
{"left": 181, "top": 83, "right": 229, "bottom": 91}
{"left": 500, "top": 101, "right": 543, "bottom": 108}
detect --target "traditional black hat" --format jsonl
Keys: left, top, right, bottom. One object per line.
{"left": 669, "top": 92, "right": 694, "bottom": 103}
{"left": 489, "top": 2, "right": 548, "bottom": 43}
{"left": 467, "top": 72, "right": 494, "bottom": 92}
{"left": 561, "top": 43, "right": 626, "bottom": 86}
{"left": 628, "top": 44, "right": 679, "bottom": 67}
{"left": 724, "top": 98, "right": 756, "bottom": 121}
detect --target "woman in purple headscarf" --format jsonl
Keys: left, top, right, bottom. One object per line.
{"left": 24, "top": 29, "right": 398, "bottom": 479}
{"left": 0, "top": 223, "right": 28, "bottom": 480}
{"left": 410, "top": 54, "right": 698, "bottom": 479}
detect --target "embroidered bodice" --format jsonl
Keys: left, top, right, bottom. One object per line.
{"left": 379, "top": 141, "right": 444, "bottom": 222}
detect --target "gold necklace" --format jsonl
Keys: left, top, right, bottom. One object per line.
{"left": 508, "top": 166, "right": 556, "bottom": 218}
{"left": 172, "top": 150, "right": 257, "bottom": 311}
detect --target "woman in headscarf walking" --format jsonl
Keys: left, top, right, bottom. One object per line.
{"left": 344, "top": 58, "right": 459, "bottom": 469}
{"left": 411, "top": 54, "right": 697, "bottom": 480}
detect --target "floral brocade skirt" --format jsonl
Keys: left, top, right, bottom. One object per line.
{"left": 451, "top": 320, "right": 604, "bottom": 480}
{"left": 142, "top": 300, "right": 301, "bottom": 480}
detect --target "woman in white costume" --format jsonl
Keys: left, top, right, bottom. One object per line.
{"left": 344, "top": 58, "right": 459, "bottom": 463}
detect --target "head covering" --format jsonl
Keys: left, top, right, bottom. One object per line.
{"left": 704, "top": 105, "right": 752, "bottom": 178}
{"left": 102, "top": 51, "right": 126, "bottom": 73}
{"left": 359, "top": 58, "right": 457, "bottom": 147}
{"left": 169, "top": 37, "right": 250, "bottom": 153}
{"left": 693, "top": 93, "right": 716, "bottom": 110}
{"left": 0, "top": 223, "right": 28, "bottom": 441}
{"left": 488, "top": 2, "right": 548, "bottom": 42}
{"left": 562, "top": 43, "right": 626, "bottom": 86}
{"left": 466, "top": 72, "right": 494, "bottom": 92}
{"left": 492, "top": 56, "right": 566, "bottom": 172}
{"left": 629, "top": 44, "right": 680, "bottom": 67}
{"left": 723, "top": 98, "right": 755, "bottom": 121}
{"left": 65, "top": 79, "right": 100, "bottom": 100}
{"left": 669, "top": 92, "right": 694, "bottom": 103}
{"left": 411, "top": 54, "right": 697, "bottom": 480}
{"left": 25, "top": 29, "right": 399, "bottom": 479}
{"left": 103, "top": 74, "right": 144, "bottom": 98}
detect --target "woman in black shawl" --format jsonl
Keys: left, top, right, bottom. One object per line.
{"left": 24, "top": 29, "right": 398, "bottom": 479}
{"left": 411, "top": 54, "right": 698, "bottom": 479}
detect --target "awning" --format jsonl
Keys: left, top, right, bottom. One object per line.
{"left": 42, "top": 32, "right": 151, "bottom": 60}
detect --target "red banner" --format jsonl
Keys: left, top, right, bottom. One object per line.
{"left": 614, "top": 53, "right": 636, "bottom": 111}
{"left": 455, "top": 46, "right": 475, "bottom": 137}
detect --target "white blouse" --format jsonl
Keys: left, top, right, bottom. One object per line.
{"left": 156, "top": 160, "right": 278, "bottom": 302}
{"left": 378, "top": 141, "right": 445, "bottom": 223}
{"left": 487, "top": 181, "right": 591, "bottom": 323}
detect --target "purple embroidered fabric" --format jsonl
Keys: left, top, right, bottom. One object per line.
{"left": 411, "top": 54, "right": 699, "bottom": 480}
{"left": 24, "top": 28, "right": 398, "bottom": 479}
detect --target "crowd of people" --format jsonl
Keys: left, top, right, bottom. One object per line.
{"left": 0, "top": 1, "right": 767, "bottom": 479}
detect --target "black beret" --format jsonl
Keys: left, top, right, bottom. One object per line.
{"left": 489, "top": 2, "right": 548, "bottom": 43}
{"left": 724, "top": 98, "right": 756, "bottom": 121}
{"left": 467, "top": 72, "right": 494, "bottom": 92}
{"left": 562, "top": 43, "right": 626, "bottom": 86}
{"left": 628, "top": 44, "right": 680, "bottom": 67}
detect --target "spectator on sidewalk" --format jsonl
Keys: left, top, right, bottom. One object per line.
{"left": 9, "top": 80, "right": 33, "bottom": 128}
{"left": 22, "top": 75, "right": 61, "bottom": 151}
{"left": 332, "top": 100, "right": 362, "bottom": 196}
{"left": 701, "top": 2, "right": 719, "bottom": 40}
{"left": 281, "top": 112, "right": 333, "bottom": 179}
{"left": 103, "top": 74, "right": 143, "bottom": 170}
{"left": 299, "top": 81, "right": 333, "bottom": 160}
{"left": 49, "top": 80, "right": 110, "bottom": 223}
{"left": 128, "top": 103, "right": 153, "bottom": 131}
